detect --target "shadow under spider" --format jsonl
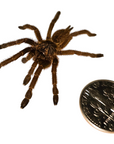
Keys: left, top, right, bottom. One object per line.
{"left": 0, "top": 11, "right": 103, "bottom": 109}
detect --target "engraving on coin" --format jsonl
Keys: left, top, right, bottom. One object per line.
{"left": 80, "top": 80, "right": 114, "bottom": 132}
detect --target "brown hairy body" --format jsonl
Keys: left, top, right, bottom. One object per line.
{"left": 0, "top": 11, "right": 103, "bottom": 108}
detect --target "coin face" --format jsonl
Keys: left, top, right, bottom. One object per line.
{"left": 80, "top": 80, "right": 114, "bottom": 132}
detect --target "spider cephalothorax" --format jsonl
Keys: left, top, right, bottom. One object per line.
{"left": 0, "top": 11, "right": 103, "bottom": 109}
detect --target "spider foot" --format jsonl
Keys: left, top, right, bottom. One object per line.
{"left": 53, "top": 95, "right": 59, "bottom": 105}
{"left": 21, "top": 89, "right": 32, "bottom": 108}
{"left": 21, "top": 98, "right": 29, "bottom": 109}
{"left": 23, "top": 75, "right": 31, "bottom": 85}
{"left": 18, "top": 26, "right": 25, "bottom": 30}
{"left": 91, "top": 53, "right": 104, "bottom": 58}
{"left": 22, "top": 58, "right": 27, "bottom": 63}
{"left": 96, "top": 54, "right": 104, "bottom": 58}
{"left": 89, "top": 33, "right": 96, "bottom": 37}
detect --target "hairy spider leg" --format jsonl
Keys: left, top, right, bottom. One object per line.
{"left": 46, "top": 11, "right": 61, "bottom": 40}
{"left": 57, "top": 50, "right": 103, "bottom": 58}
{"left": 0, "top": 38, "right": 37, "bottom": 49}
{"left": 18, "top": 24, "right": 42, "bottom": 42}
{"left": 70, "top": 30, "right": 96, "bottom": 37}
{"left": 0, "top": 47, "right": 32, "bottom": 68}
{"left": 59, "top": 30, "right": 96, "bottom": 49}
{"left": 23, "top": 60, "right": 38, "bottom": 85}
{"left": 52, "top": 57, "right": 59, "bottom": 105}
{"left": 21, "top": 65, "right": 43, "bottom": 109}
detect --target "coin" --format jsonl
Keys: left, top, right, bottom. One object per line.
{"left": 80, "top": 79, "right": 114, "bottom": 132}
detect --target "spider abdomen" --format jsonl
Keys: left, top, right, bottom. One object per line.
{"left": 38, "top": 40, "right": 57, "bottom": 57}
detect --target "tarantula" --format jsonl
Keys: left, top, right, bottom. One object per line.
{"left": 0, "top": 11, "right": 103, "bottom": 109}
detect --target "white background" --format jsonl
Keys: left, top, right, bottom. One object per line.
{"left": 0, "top": 0, "right": 114, "bottom": 143}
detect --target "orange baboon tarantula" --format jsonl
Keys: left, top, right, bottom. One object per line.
{"left": 0, "top": 11, "right": 103, "bottom": 108}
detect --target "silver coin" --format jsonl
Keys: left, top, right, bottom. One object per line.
{"left": 80, "top": 79, "right": 114, "bottom": 132}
